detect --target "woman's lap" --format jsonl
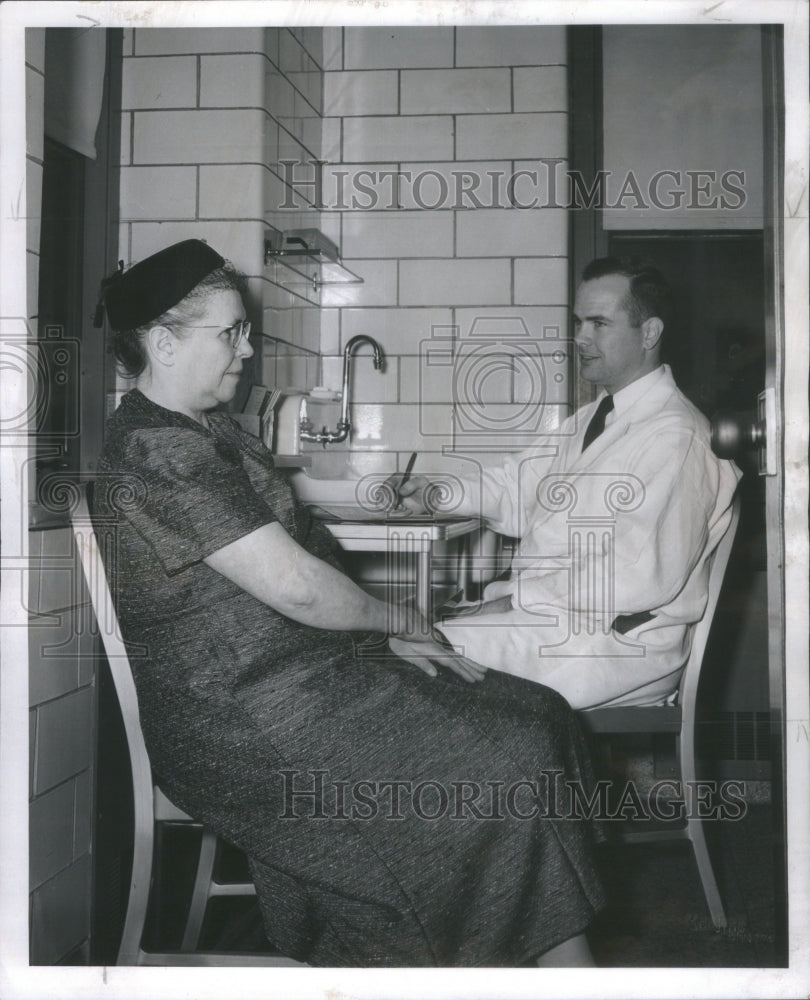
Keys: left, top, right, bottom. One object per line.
{"left": 140, "top": 649, "right": 606, "bottom": 966}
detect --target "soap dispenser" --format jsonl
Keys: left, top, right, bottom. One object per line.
{"left": 274, "top": 393, "right": 306, "bottom": 456}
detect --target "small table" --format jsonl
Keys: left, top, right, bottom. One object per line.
{"left": 323, "top": 516, "right": 481, "bottom": 619}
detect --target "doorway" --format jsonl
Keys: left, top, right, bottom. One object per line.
{"left": 568, "top": 23, "right": 787, "bottom": 963}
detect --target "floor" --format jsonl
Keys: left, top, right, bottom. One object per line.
{"left": 590, "top": 800, "right": 781, "bottom": 966}
{"left": 147, "top": 785, "right": 783, "bottom": 967}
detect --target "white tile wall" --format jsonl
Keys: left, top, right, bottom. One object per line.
{"left": 319, "top": 258, "right": 398, "bottom": 308}
{"left": 266, "top": 63, "right": 297, "bottom": 121}
{"left": 30, "top": 855, "right": 92, "bottom": 964}
{"left": 340, "top": 307, "right": 453, "bottom": 354}
{"left": 456, "top": 207, "right": 568, "bottom": 258}
{"left": 122, "top": 56, "right": 197, "bottom": 110}
{"left": 279, "top": 29, "right": 317, "bottom": 75}
{"left": 120, "top": 111, "right": 132, "bottom": 165}
{"left": 320, "top": 308, "right": 341, "bottom": 354}
{"left": 199, "top": 164, "right": 266, "bottom": 220}
{"left": 452, "top": 402, "right": 569, "bottom": 451}
{"left": 323, "top": 70, "right": 398, "bottom": 116}
{"left": 455, "top": 26, "right": 567, "bottom": 67}
{"left": 34, "top": 687, "right": 93, "bottom": 795}
{"left": 342, "top": 210, "right": 453, "bottom": 260}
{"left": 201, "top": 53, "right": 267, "bottom": 107}
{"left": 452, "top": 345, "right": 513, "bottom": 404}
{"left": 29, "top": 781, "right": 75, "bottom": 889}
{"left": 298, "top": 116, "right": 326, "bottom": 161}
{"left": 400, "top": 259, "right": 511, "bottom": 307}
{"left": 289, "top": 70, "right": 322, "bottom": 115}
{"left": 316, "top": 210, "right": 341, "bottom": 246}
{"left": 134, "top": 28, "right": 266, "bottom": 56}
{"left": 319, "top": 163, "right": 401, "bottom": 211}
{"left": 120, "top": 166, "right": 197, "bottom": 220}
{"left": 277, "top": 117, "right": 320, "bottom": 163}
{"left": 133, "top": 108, "right": 267, "bottom": 164}
{"left": 398, "top": 354, "right": 454, "bottom": 404}
{"left": 513, "top": 65, "right": 568, "bottom": 112}
{"left": 34, "top": 529, "right": 80, "bottom": 615}
{"left": 400, "top": 68, "right": 511, "bottom": 115}
{"left": 321, "top": 354, "right": 399, "bottom": 402}
{"left": 343, "top": 27, "right": 454, "bottom": 70}
{"left": 456, "top": 112, "right": 567, "bottom": 160}
{"left": 265, "top": 165, "right": 304, "bottom": 215}
{"left": 343, "top": 116, "right": 453, "bottom": 163}
{"left": 514, "top": 256, "right": 570, "bottom": 305}
{"left": 129, "top": 220, "right": 266, "bottom": 279}
{"left": 454, "top": 306, "right": 570, "bottom": 342}
{"left": 512, "top": 158, "right": 571, "bottom": 209}
{"left": 320, "top": 116, "right": 342, "bottom": 161}
{"left": 322, "top": 27, "right": 343, "bottom": 71}
{"left": 399, "top": 160, "right": 512, "bottom": 211}
{"left": 351, "top": 402, "right": 454, "bottom": 451}
{"left": 29, "top": 619, "right": 82, "bottom": 706}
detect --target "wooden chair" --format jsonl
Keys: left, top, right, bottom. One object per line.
{"left": 71, "top": 485, "right": 303, "bottom": 966}
{"left": 579, "top": 495, "right": 741, "bottom": 930}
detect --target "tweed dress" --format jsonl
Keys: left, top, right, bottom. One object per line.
{"left": 94, "top": 389, "right": 606, "bottom": 967}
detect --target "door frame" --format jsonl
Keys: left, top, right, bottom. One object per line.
{"left": 567, "top": 22, "right": 790, "bottom": 960}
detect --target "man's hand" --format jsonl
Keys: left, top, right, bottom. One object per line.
{"left": 385, "top": 473, "right": 430, "bottom": 514}
{"left": 388, "top": 635, "right": 488, "bottom": 683}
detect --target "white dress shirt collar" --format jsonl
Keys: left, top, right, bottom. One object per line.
{"left": 601, "top": 364, "right": 668, "bottom": 424}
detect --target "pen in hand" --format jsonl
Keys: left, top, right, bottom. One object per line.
{"left": 395, "top": 451, "right": 418, "bottom": 509}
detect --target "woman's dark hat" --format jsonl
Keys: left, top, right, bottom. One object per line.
{"left": 94, "top": 239, "right": 225, "bottom": 331}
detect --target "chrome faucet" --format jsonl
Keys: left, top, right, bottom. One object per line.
{"left": 300, "top": 335, "right": 385, "bottom": 445}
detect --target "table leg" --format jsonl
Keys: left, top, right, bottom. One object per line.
{"left": 456, "top": 533, "right": 471, "bottom": 601}
{"left": 416, "top": 545, "right": 432, "bottom": 622}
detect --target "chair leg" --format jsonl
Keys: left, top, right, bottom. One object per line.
{"left": 678, "top": 731, "right": 728, "bottom": 929}
{"left": 118, "top": 817, "right": 155, "bottom": 964}
{"left": 181, "top": 828, "right": 218, "bottom": 951}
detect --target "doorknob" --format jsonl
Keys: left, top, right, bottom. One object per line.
{"left": 711, "top": 387, "right": 776, "bottom": 475}
{"left": 711, "top": 410, "right": 764, "bottom": 455}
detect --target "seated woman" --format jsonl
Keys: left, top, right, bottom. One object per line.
{"left": 92, "top": 239, "right": 606, "bottom": 968}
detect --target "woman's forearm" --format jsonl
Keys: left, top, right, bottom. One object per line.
{"left": 204, "top": 521, "right": 401, "bottom": 634}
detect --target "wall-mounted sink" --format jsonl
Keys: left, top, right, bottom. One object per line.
{"left": 290, "top": 469, "right": 395, "bottom": 517}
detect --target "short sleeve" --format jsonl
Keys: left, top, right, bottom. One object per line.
{"left": 116, "top": 427, "right": 278, "bottom": 574}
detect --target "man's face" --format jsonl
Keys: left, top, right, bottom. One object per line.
{"left": 572, "top": 274, "right": 649, "bottom": 394}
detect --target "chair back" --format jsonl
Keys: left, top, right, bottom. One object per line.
{"left": 675, "top": 494, "right": 741, "bottom": 720}
{"left": 70, "top": 484, "right": 158, "bottom": 844}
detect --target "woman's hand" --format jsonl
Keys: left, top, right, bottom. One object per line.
{"left": 385, "top": 473, "right": 430, "bottom": 514}
{"left": 388, "top": 635, "right": 488, "bottom": 683}
{"left": 385, "top": 598, "right": 435, "bottom": 643}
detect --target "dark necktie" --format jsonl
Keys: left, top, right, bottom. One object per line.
{"left": 581, "top": 394, "right": 614, "bottom": 452}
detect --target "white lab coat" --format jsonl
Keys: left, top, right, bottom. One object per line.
{"left": 437, "top": 366, "right": 742, "bottom": 710}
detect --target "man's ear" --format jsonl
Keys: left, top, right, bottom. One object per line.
{"left": 144, "top": 324, "right": 176, "bottom": 368}
{"left": 641, "top": 316, "right": 664, "bottom": 352}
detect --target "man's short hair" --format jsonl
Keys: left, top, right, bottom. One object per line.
{"left": 582, "top": 256, "right": 672, "bottom": 329}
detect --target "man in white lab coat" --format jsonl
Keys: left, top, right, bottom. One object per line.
{"left": 395, "top": 257, "right": 741, "bottom": 710}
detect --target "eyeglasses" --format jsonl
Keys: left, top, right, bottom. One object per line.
{"left": 222, "top": 319, "right": 251, "bottom": 351}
